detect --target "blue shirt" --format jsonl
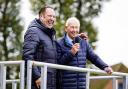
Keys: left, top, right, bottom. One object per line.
{"left": 65, "top": 34, "right": 73, "bottom": 46}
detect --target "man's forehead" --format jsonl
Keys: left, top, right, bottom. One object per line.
{"left": 68, "top": 22, "right": 79, "bottom": 27}
{"left": 45, "top": 8, "right": 56, "bottom": 15}
{"left": 45, "top": 7, "right": 54, "bottom": 11}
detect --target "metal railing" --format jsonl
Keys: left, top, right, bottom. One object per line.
{"left": 0, "top": 61, "right": 25, "bottom": 89}
{"left": 27, "top": 61, "right": 128, "bottom": 89}
{"left": 0, "top": 60, "right": 128, "bottom": 89}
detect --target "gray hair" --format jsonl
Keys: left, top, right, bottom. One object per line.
{"left": 65, "top": 17, "right": 80, "bottom": 27}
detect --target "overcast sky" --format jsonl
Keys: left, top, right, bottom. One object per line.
{"left": 21, "top": 0, "right": 128, "bottom": 67}
{"left": 93, "top": 0, "right": 128, "bottom": 67}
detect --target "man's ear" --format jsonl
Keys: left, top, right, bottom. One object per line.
{"left": 40, "top": 13, "right": 45, "bottom": 19}
{"left": 64, "top": 26, "right": 68, "bottom": 32}
{"left": 40, "top": 15, "right": 45, "bottom": 23}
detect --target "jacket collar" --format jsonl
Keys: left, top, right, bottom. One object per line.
{"left": 36, "top": 19, "right": 56, "bottom": 39}
{"left": 63, "top": 33, "right": 73, "bottom": 47}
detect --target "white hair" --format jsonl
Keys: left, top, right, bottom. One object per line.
{"left": 65, "top": 17, "right": 80, "bottom": 27}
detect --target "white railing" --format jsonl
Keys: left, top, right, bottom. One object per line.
{"left": 0, "top": 60, "right": 128, "bottom": 89}
{"left": 0, "top": 61, "right": 25, "bottom": 89}
{"left": 27, "top": 61, "right": 128, "bottom": 89}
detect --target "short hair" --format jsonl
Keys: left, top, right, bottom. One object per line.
{"left": 65, "top": 17, "right": 80, "bottom": 27}
{"left": 39, "top": 6, "right": 55, "bottom": 16}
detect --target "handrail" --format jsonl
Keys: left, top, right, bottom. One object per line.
{"left": 0, "top": 61, "right": 23, "bottom": 65}
{"left": 32, "top": 61, "right": 128, "bottom": 76}
{"left": 0, "top": 60, "right": 128, "bottom": 89}
{"left": 0, "top": 61, "right": 24, "bottom": 89}
{"left": 90, "top": 76, "right": 122, "bottom": 79}
{"left": 27, "top": 61, "right": 128, "bottom": 89}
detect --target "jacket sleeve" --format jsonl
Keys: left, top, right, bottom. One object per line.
{"left": 86, "top": 41, "right": 108, "bottom": 70}
{"left": 56, "top": 41, "right": 74, "bottom": 65}
{"left": 23, "top": 29, "right": 41, "bottom": 80}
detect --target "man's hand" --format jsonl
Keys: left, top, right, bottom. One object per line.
{"left": 35, "top": 77, "right": 41, "bottom": 88}
{"left": 104, "top": 67, "right": 113, "bottom": 75}
{"left": 78, "top": 32, "right": 88, "bottom": 40}
{"left": 71, "top": 43, "right": 80, "bottom": 55}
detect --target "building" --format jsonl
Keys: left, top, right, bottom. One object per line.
{"left": 90, "top": 63, "right": 128, "bottom": 89}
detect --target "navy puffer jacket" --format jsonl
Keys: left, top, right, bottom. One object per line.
{"left": 23, "top": 18, "right": 57, "bottom": 89}
{"left": 57, "top": 35, "right": 108, "bottom": 89}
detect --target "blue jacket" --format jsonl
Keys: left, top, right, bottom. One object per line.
{"left": 23, "top": 18, "right": 57, "bottom": 89}
{"left": 57, "top": 34, "right": 108, "bottom": 89}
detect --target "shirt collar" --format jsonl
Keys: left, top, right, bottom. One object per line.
{"left": 66, "top": 34, "right": 73, "bottom": 45}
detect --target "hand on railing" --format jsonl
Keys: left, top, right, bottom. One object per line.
{"left": 104, "top": 66, "right": 113, "bottom": 75}
{"left": 35, "top": 77, "right": 41, "bottom": 89}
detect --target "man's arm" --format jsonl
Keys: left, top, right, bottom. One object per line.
{"left": 23, "top": 29, "right": 41, "bottom": 80}
{"left": 86, "top": 41, "right": 113, "bottom": 74}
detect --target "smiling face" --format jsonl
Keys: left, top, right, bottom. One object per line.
{"left": 40, "top": 7, "right": 56, "bottom": 29}
{"left": 65, "top": 17, "right": 80, "bottom": 40}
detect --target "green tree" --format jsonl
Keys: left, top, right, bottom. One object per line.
{"left": 0, "top": 0, "right": 23, "bottom": 88}
{"left": 29, "top": 0, "right": 109, "bottom": 46}
{"left": 0, "top": 0, "right": 23, "bottom": 61}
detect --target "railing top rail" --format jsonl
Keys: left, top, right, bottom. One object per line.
{"left": 31, "top": 61, "right": 128, "bottom": 77}
{"left": 90, "top": 76, "right": 122, "bottom": 79}
{"left": 6, "top": 79, "right": 20, "bottom": 83}
{"left": 0, "top": 61, "right": 24, "bottom": 65}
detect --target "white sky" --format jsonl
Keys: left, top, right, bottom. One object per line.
{"left": 93, "top": 0, "right": 128, "bottom": 67}
{"left": 21, "top": 0, "right": 128, "bottom": 67}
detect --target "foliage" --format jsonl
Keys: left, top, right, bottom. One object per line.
{"left": 0, "top": 0, "right": 23, "bottom": 61}
{"left": 29, "top": 0, "right": 109, "bottom": 46}
{"left": 0, "top": 1, "right": 23, "bottom": 88}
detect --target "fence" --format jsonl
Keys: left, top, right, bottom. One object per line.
{"left": 27, "top": 61, "right": 128, "bottom": 89}
{"left": 0, "top": 60, "right": 128, "bottom": 89}
{"left": 0, "top": 61, "right": 24, "bottom": 89}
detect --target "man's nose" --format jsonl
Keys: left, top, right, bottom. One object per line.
{"left": 50, "top": 15, "right": 56, "bottom": 20}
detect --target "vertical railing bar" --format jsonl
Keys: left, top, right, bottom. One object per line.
{"left": 2, "top": 64, "right": 6, "bottom": 89}
{"left": 12, "top": 81, "right": 17, "bottom": 89}
{"left": 20, "top": 61, "right": 25, "bottom": 89}
{"left": 41, "top": 65, "right": 47, "bottom": 89}
{"left": 122, "top": 76, "right": 128, "bottom": 89}
{"left": 126, "top": 76, "right": 128, "bottom": 89}
{"left": 0, "top": 64, "right": 3, "bottom": 89}
{"left": 27, "top": 61, "right": 32, "bottom": 89}
{"left": 112, "top": 78, "right": 118, "bottom": 89}
{"left": 0, "top": 64, "right": 2, "bottom": 89}
{"left": 86, "top": 72, "right": 90, "bottom": 89}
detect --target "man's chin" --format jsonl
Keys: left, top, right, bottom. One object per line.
{"left": 72, "top": 35, "right": 77, "bottom": 38}
{"left": 71, "top": 36, "right": 76, "bottom": 39}
{"left": 47, "top": 25, "right": 54, "bottom": 29}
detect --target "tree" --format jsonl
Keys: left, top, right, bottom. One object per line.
{"left": 0, "top": 0, "right": 23, "bottom": 88}
{"left": 0, "top": 0, "right": 23, "bottom": 61}
{"left": 29, "top": 0, "right": 109, "bottom": 46}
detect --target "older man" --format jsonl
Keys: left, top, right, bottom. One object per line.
{"left": 57, "top": 17, "right": 113, "bottom": 89}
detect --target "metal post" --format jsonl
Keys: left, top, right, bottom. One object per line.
{"left": 0, "top": 64, "right": 2, "bottom": 89}
{"left": 0, "top": 64, "right": 6, "bottom": 89}
{"left": 41, "top": 66, "right": 47, "bottom": 89}
{"left": 122, "top": 76, "right": 128, "bottom": 89}
{"left": 86, "top": 72, "right": 90, "bottom": 89}
{"left": 112, "top": 78, "right": 118, "bottom": 89}
{"left": 27, "top": 61, "right": 32, "bottom": 89}
{"left": 20, "top": 61, "right": 25, "bottom": 89}
{"left": 12, "top": 81, "right": 17, "bottom": 89}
